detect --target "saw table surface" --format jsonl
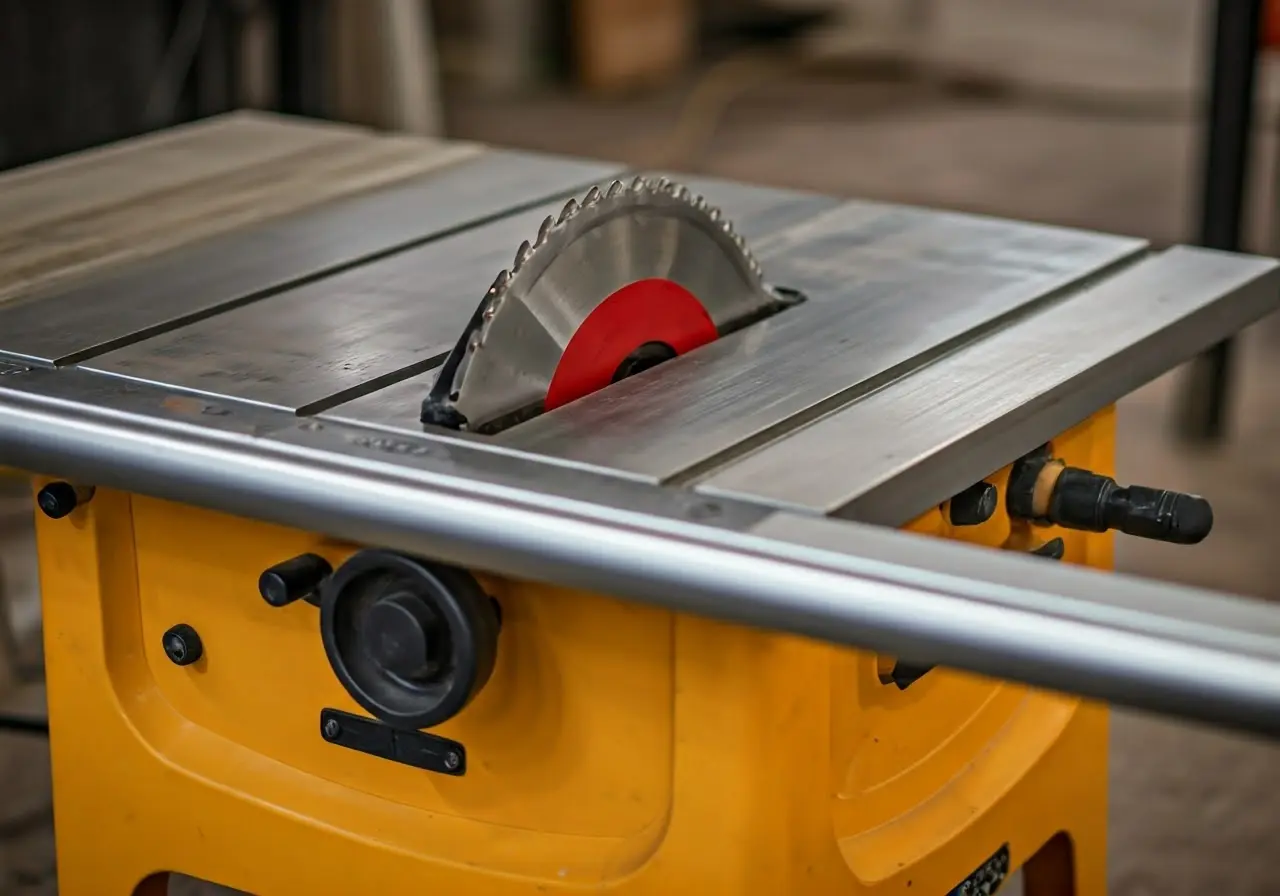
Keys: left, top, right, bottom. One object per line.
{"left": 0, "top": 148, "right": 1271, "bottom": 524}
{"left": 4, "top": 126, "right": 1280, "bottom": 737}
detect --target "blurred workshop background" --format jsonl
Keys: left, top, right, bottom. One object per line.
{"left": 3, "top": 0, "right": 1280, "bottom": 893}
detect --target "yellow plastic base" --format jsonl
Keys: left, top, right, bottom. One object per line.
{"left": 30, "top": 410, "right": 1114, "bottom": 895}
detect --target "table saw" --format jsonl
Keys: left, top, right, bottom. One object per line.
{"left": 2, "top": 112, "right": 1280, "bottom": 896}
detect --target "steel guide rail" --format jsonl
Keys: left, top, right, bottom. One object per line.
{"left": 3, "top": 366, "right": 1280, "bottom": 739}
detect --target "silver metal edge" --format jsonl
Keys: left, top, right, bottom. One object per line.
{"left": 3, "top": 371, "right": 1280, "bottom": 737}
{"left": 698, "top": 246, "right": 1280, "bottom": 524}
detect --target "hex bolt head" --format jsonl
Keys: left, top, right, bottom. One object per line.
{"left": 444, "top": 751, "right": 461, "bottom": 770}
{"left": 948, "top": 481, "right": 998, "bottom": 526}
{"left": 162, "top": 624, "right": 203, "bottom": 666}
{"left": 323, "top": 718, "right": 342, "bottom": 740}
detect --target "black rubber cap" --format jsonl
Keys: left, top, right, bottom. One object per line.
{"left": 1030, "top": 537, "right": 1066, "bottom": 560}
{"left": 36, "top": 482, "right": 80, "bottom": 520}
{"left": 948, "top": 481, "right": 998, "bottom": 526}
{"left": 1160, "top": 493, "right": 1215, "bottom": 545}
{"left": 362, "top": 591, "right": 445, "bottom": 681}
{"left": 162, "top": 624, "right": 203, "bottom": 666}
{"left": 258, "top": 553, "right": 332, "bottom": 607}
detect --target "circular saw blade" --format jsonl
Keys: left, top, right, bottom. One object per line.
{"left": 421, "top": 176, "right": 792, "bottom": 433}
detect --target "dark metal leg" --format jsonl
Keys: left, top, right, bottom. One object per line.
{"left": 194, "top": 0, "right": 232, "bottom": 117}
{"left": 1177, "top": 0, "right": 1265, "bottom": 442}
{"left": 275, "top": 0, "right": 330, "bottom": 118}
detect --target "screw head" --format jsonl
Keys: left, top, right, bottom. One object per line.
{"left": 161, "top": 624, "right": 203, "bottom": 666}
{"left": 444, "top": 751, "right": 461, "bottom": 770}
{"left": 323, "top": 718, "right": 342, "bottom": 740}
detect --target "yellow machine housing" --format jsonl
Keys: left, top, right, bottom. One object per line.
{"left": 30, "top": 410, "right": 1113, "bottom": 895}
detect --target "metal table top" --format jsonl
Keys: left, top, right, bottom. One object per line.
{"left": 2, "top": 131, "right": 1280, "bottom": 738}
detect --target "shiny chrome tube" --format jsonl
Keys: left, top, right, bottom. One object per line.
{"left": 1, "top": 381, "right": 1279, "bottom": 738}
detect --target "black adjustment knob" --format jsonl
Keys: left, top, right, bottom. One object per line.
{"left": 1030, "top": 537, "right": 1066, "bottom": 560}
{"left": 946, "top": 481, "right": 998, "bottom": 526}
{"left": 162, "top": 624, "right": 203, "bottom": 666}
{"left": 880, "top": 660, "right": 933, "bottom": 690}
{"left": 1008, "top": 450, "right": 1214, "bottom": 545}
{"left": 259, "top": 553, "right": 332, "bottom": 607}
{"left": 320, "top": 550, "right": 500, "bottom": 730}
{"left": 36, "top": 481, "right": 93, "bottom": 519}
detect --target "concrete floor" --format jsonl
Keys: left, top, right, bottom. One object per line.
{"left": 5, "top": 51, "right": 1280, "bottom": 896}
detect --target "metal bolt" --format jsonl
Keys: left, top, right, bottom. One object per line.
{"left": 323, "top": 718, "right": 342, "bottom": 740}
{"left": 947, "top": 481, "right": 998, "bottom": 526}
{"left": 161, "top": 624, "right": 203, "bottom": 666}
{"left": 444, "top": 751, "right": 461, "bottom": 770}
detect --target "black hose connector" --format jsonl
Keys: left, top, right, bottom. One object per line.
{"left": 1049, "top": 468, "right": 1214, "bottom": 545}
{"left": 1008, "top": 450, "right": 1214, "bottom": 545}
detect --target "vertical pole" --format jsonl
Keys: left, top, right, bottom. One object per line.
{"left": 275, "top": 0, "right": 329, "bottom": 118}
{"left": 1177, "top": 0, "right": 1265, "bottom": 442}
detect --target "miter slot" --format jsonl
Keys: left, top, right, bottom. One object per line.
{"left": 75, "top": 200, "right": 566, "bottom": 413}
{"left": 492, "top": 200, "right": 1148, "bottom": 482}
{"left": 0, "top": 149, "right": 624, "bottom": 366}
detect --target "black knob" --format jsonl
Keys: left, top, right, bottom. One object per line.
{"left": 1030, "top": 537, "right": 1066, "bottom": 560}
{"left": 37, "top": 481, "right": 92, "bottom": 519}
{"left": 947, "top": 481, "right": 998, "bottom": 526}
{"left": 881, "top": 660, "right": 933, "bottom": 690}
{"left": 162, "top": 624, "right": 203, "bottom": 666}
{"left": 259, "top": 553, "right": 332, "bottom": 607}
{"left": 1008, "top": 450, "right": 1214, "bottom": 545}
{"left": 320, "top": 550, "right": 500, "bottom": 730}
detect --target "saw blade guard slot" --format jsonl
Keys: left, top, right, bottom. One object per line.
{"left": 418, "top": 174, "right": 808, "bottom": 436}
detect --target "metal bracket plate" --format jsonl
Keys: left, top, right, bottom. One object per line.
{"left": 319, "top": 708, "right": 466, "bottom": 776}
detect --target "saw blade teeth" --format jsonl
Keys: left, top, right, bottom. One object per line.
{"left": 513, "top": 240, "right": 533, "bottom": 271}
{"left": 444, "top": 162, "right": 784, "bottom": 430}
{"left": 536, "top": 215, "right": 554, "bottom": 246}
